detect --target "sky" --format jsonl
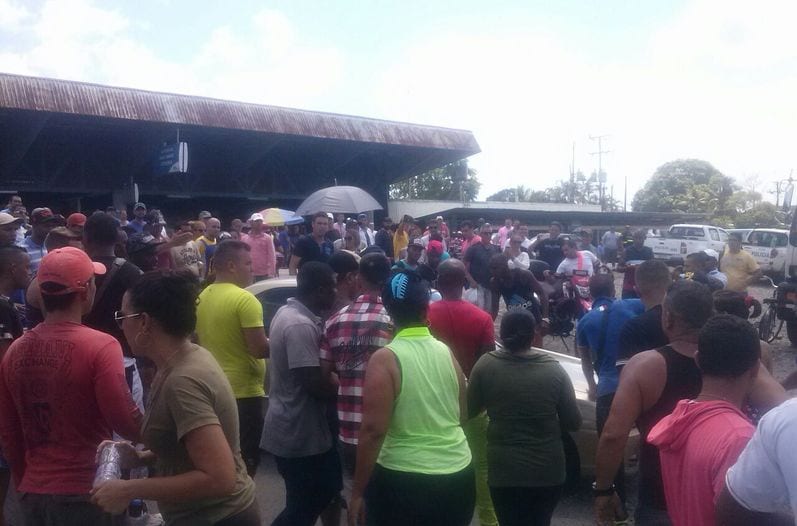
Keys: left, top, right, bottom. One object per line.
{"left": 1, "top": 0, "right": 796, "bottom": 205}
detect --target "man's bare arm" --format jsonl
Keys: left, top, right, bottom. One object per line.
{"left": 593, "top": 352, "right": 664, "bottom": 523}
{"left": 577, "top": 345, "right": 597, "bottom": 401}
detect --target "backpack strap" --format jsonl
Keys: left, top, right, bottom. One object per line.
{"left": 593, "top": 300, "right": 613, "bottom": 369}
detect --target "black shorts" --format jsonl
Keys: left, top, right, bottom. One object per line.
{"left": 365, "top": 463, "right": 475, "bottom": 526}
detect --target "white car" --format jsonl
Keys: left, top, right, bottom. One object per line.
{"left": 644, "top": 224, "right": 729, "bottom": 263}
{"left": 742, "top": 228, "right": 789, "bottom": 281}
{"left": 245, "top": 276, "right": 639, "bottom": 480}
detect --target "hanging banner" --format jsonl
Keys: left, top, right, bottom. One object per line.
{"left": 155, "top": 142, "right": 188, "bottom": 174}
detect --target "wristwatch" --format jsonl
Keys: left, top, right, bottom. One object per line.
{"left": 592, "top": 482, "right": 615, "bottom": 497}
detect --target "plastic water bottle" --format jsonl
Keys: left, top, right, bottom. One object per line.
{"left": 94, "top": 442, "right": 123, "bottom": 486}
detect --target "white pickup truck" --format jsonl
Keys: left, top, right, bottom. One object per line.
{"left": 742, "top": 228, "right": 789, "bottom": 281}
{"left": 644, "top": 224, "right": 729, "bottom": 263}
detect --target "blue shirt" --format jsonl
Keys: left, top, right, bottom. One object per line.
{"left": 576, "top": 297, "right": 644, "bottom": 396}
{"left": 21, "top": 237, "right": 46, "bottom": 275}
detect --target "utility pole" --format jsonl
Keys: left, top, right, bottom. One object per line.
{"left": 773, "top": 172, "right": 794, "bottom": 208}
{"left": 624, "top": 176, "right": 628, "bottom": 212}
{"left": 589, "top": 134, "right": 611, "bottom": 211}
{"left": 570, "top": 141, "right": 576, "bottom": 203}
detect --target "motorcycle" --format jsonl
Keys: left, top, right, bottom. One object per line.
{"left": 528, "top": 260, "right": 589, "bottom": 345}
{"left": 530, "top": 257, "right": 610, "bottom": 352}
{"left": 565, "top": 268, "right": 593, "bottom": 316}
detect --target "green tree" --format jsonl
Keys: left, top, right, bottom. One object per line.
{"left": 486, "top": 188, "right": 518, "bottom": 201}
{"left": 734, "top": 202, "right": 781, "bottom": 228}
{"left": 389, "top": 160, "right": 481, "bottom": 201}
{"left": 632, "top": 159, "right": 737, "bottom": 214}
{"left": 485, "top": 171, "right": 621, "bottom": 209}
{"left": 727, "top": 190, "right": 763, "bottom": 214}
{"left": 486, "top": 185, "right": 537, "bottom": 202}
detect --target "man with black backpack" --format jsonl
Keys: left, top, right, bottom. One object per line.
{"left": 576, "top": 273, "right": 644, "bottom": 522}
{"left": 83, "top": 212, "right": 145, "bottom": 409}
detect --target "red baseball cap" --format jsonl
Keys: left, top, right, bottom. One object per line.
{"left": 427, "top": 240, "right": 444, "bottom": 255}
{"left": 38, "top": 247, "right": 106, "bottom": 295}
{"left": 31, "top": 207, "right": 66, "bottom": 227}
{"left": 66, "top": 213, "right": 87, "bottom": 228}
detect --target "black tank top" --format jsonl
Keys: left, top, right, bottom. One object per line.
{"left": 636, "top": 345, "right": 702, "bottom": 510}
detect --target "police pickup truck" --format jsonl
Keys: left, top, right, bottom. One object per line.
{"left": 742, "top": 228, "right": 789, "bottom": 282}
{"left": 644, "top": 224, "right": 729, "bottom": 264}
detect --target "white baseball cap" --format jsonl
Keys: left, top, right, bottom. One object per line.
{"left": 703, "top": 248, "right": 719, "bottom": 260}
{"left": 249, "top": 212, "right": 264, "bottom": 222}
{"left": 0, "top": 213, "right": 22, "bottom": 226}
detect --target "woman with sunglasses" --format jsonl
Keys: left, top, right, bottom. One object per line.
{"left": 91, "top": 272, "right": 259, "bottom": 525}
{"left": 333, "top": 219, "right": 366, "bottom": 255}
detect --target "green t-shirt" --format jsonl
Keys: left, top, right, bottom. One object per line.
{"left": 142, "top": 345, "right": 255, "bottom": 525}
{"left": 196, "top": 283, "right": 266, "bottom": 399}
{"left": 377, "top": 327, "right": 471, "bottom": 475}
{"left": 467, "top": 349, "right": 582, "bottom": 487}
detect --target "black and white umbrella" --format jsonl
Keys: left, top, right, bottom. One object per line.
{"left": 295, "top": 185, "right": 383, "bottom": 215}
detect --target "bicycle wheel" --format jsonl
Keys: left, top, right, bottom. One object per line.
{"left": 759, "top": 305, "right": 777, "bottom": 343}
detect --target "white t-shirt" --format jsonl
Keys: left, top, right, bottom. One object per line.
{"left": 725, "top": 398, "right": 797, "bottom": 516}
{"left": 556, "top": 251, "right": 598, "bottom": 276}
{"left": 501, "top": 237, "right": 532, "bottom": 251}
{"left": 507, "top": 251, "right": 530, "bottom": 271}
{"left": 602, "top": 231, "right": 619, "bottom": 249}
{"left": 170, "top": 240, "right": 203, "bottom": 277}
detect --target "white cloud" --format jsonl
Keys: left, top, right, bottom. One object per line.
{"left": 0, "top": 0, "right": 32, "bottom": 31}
{"left": 374, "top": 0, "right": 797, "bottom": 202}
{"left": 0, "top": 1, "right": 344, "bottom": 109}
{"left": 2, "top": 0, "right": 796, "bottom": 205}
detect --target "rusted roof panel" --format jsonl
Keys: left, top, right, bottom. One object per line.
{"left": 0, "top": 73, "right": 480, "bottom": 154}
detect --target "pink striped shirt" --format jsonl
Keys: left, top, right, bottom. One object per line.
{"left": 242, "top": 232, "right": 276, "bottom": 277}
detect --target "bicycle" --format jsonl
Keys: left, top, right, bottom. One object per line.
{"left": 759, "top": 276, "right": 783, "bottom": 343}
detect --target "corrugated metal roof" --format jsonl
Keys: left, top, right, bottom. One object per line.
{"left": 0, "top": 73, "right": 480, "bottom": 153}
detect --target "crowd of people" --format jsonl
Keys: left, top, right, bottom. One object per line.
{"left": 0, "top": 192, "right": 793, "bottom": 526}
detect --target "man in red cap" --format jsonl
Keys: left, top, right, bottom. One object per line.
{"left": 426, "top": 239, "right": 449, "bottom": 272}
{"left": 0, "top": 247, "right": 142, "bottom": 524}
{"left": 66, "top": 212, "right": 87, "bottom": 238}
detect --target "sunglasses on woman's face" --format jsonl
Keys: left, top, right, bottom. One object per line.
{"left": 114, "top": 310, "right": 143, "bottom": 328}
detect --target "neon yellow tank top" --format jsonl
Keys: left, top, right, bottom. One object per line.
{"left": 376, "top": 326, "right": 472, "bottom": 474}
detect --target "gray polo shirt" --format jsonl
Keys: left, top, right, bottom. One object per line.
{"left": 260, "top": 298, "right": 332, "bottom": 458}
